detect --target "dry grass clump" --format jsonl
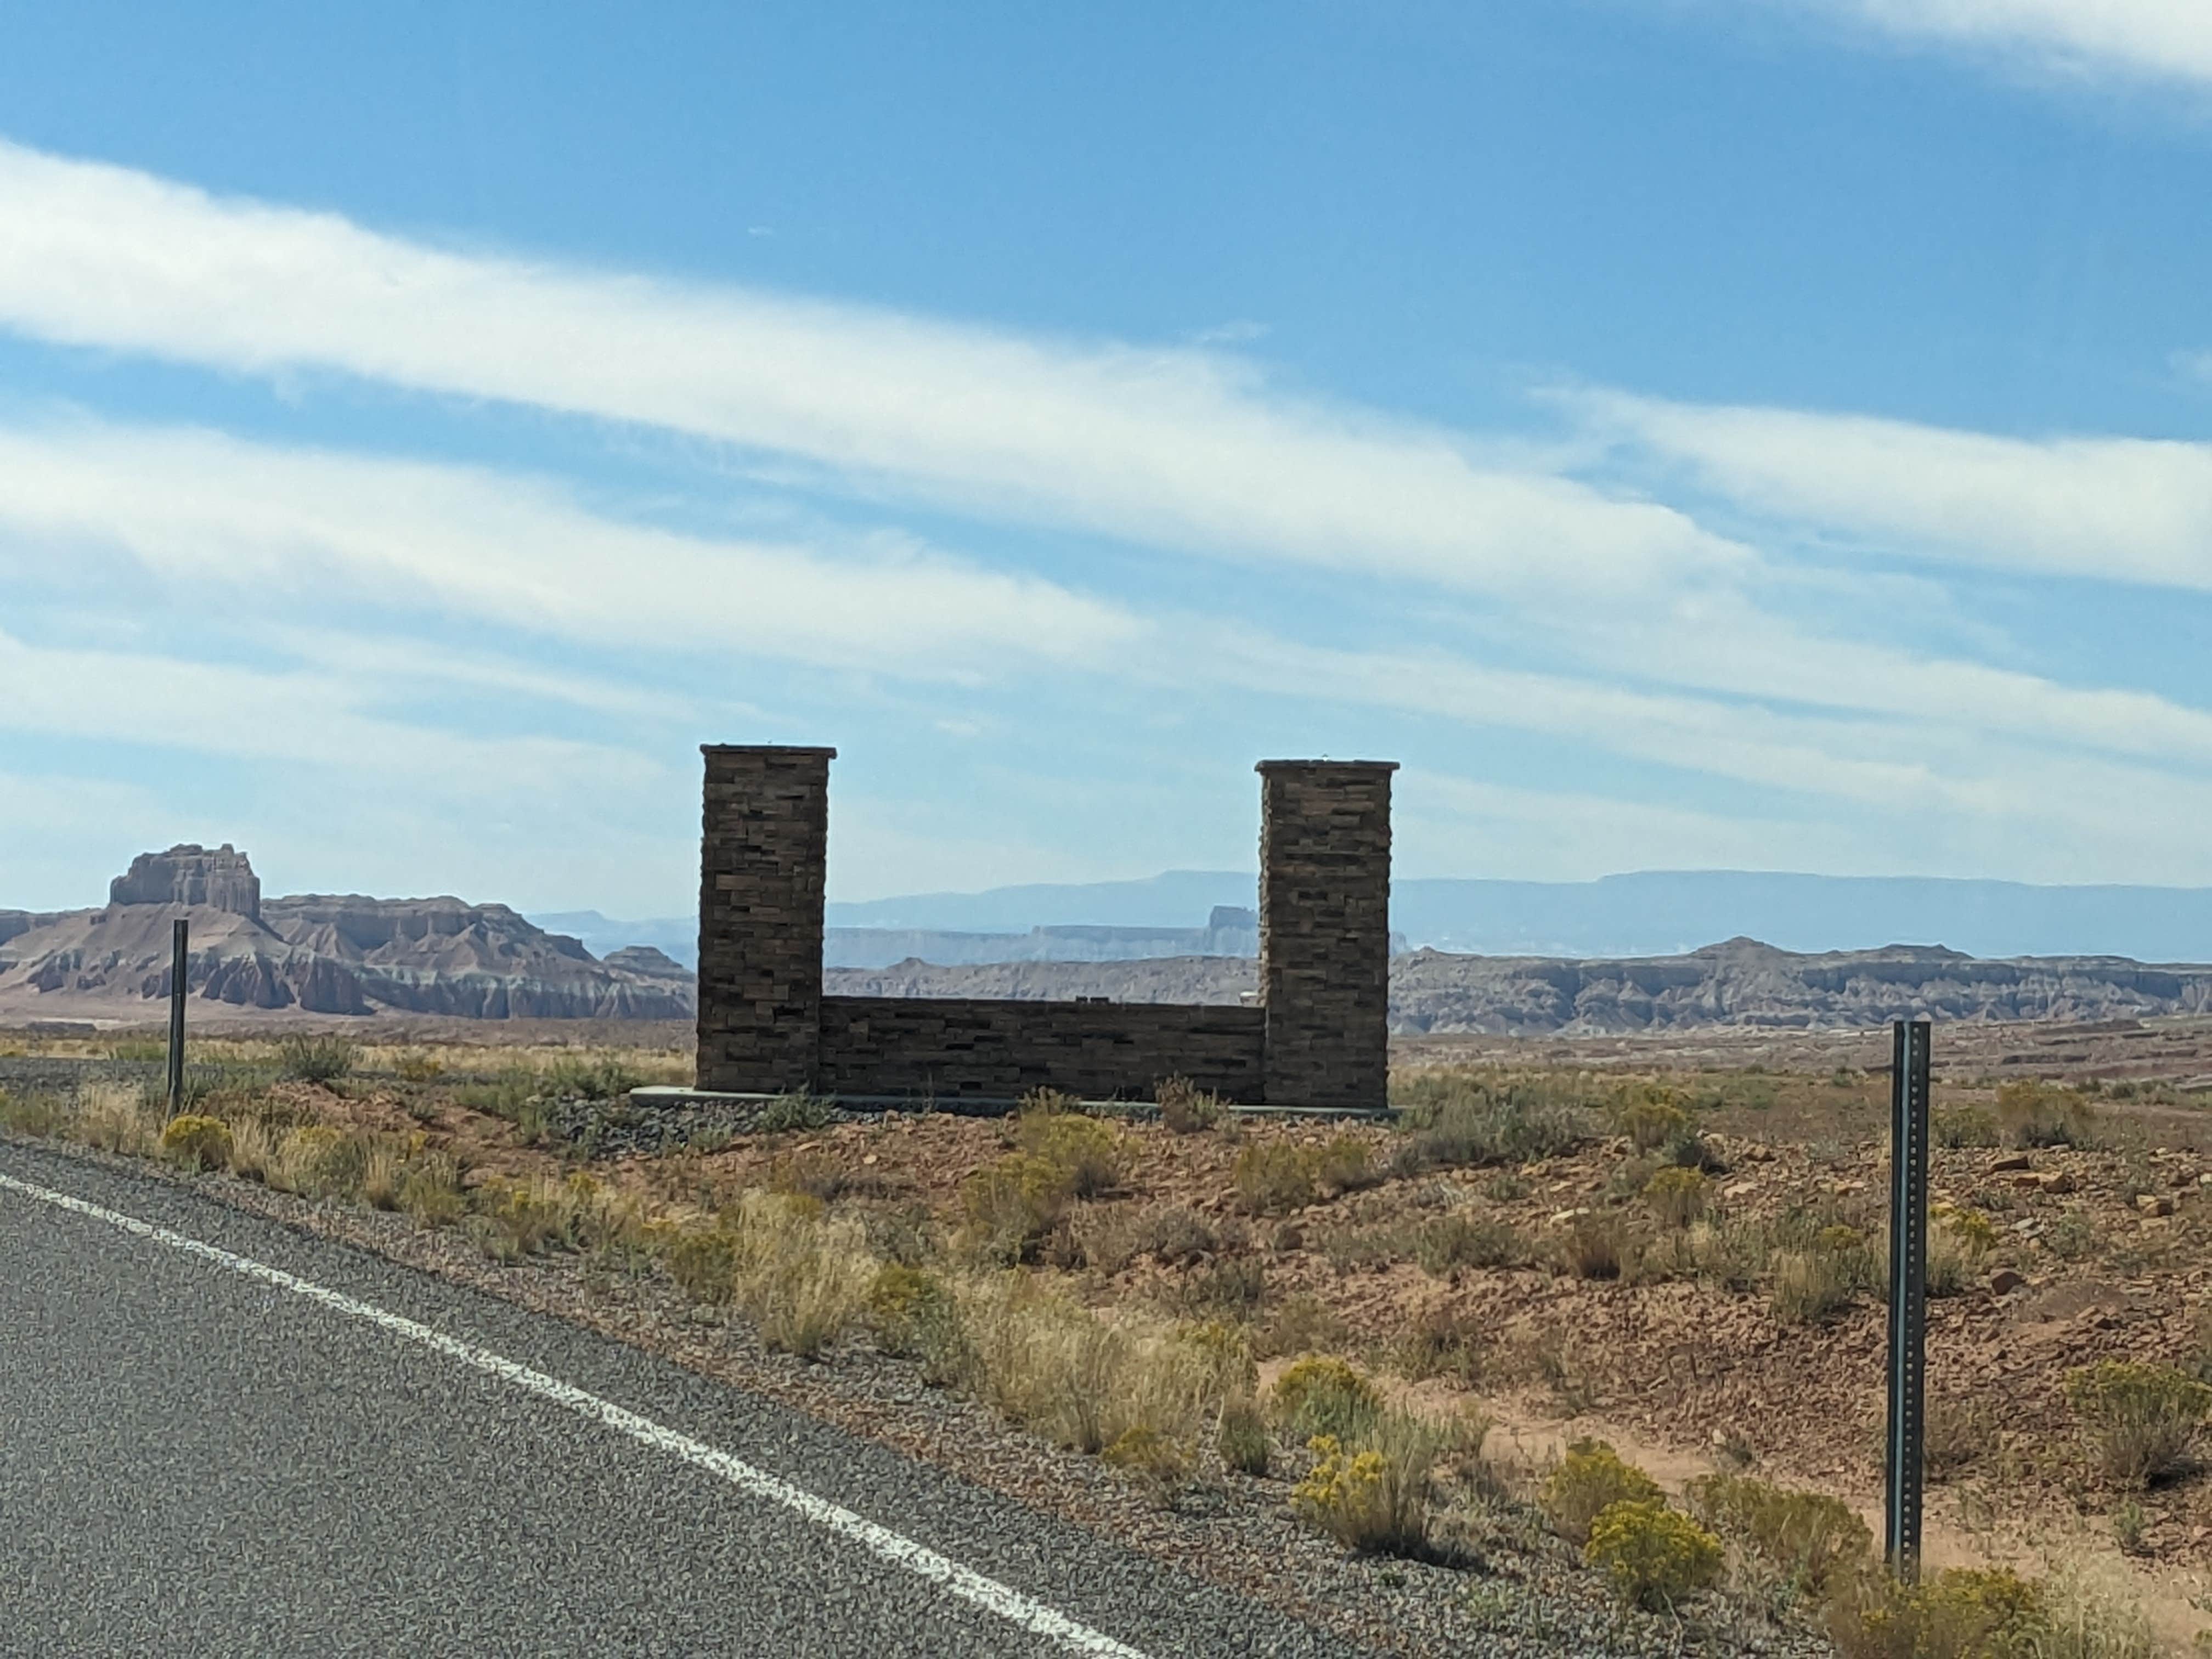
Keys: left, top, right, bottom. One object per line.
{"left": 724, "top": 1193, "right": 876, "bottom": 1358}
{"left": 646, "top": 1194, "right": 876, "bottom": 1358}
{"left": 960, "top": 1103, "right": 1141, "bottom": 1261}
{"left": 1539, "top": 1438, "right": 1663, "bottom": 1545}
{"left": 1995, "top": 1080, "right": 2097, "bottom": 1149}
{"left": 1559, "top": 1212, "right": 1635, "bottom": 1280}
{"left": 1765, "top": 1221, "right": 1881, "bottom": 1324}
{"left": 960, "top": 1154, "right": 1076, "bottom": 1263}
{"left": 1393, "top": 1303, "right": 1487, "bottom": 1386}
{"left": 77, "top": 1082, "right": 161, "bottom": 1155}
{"left": 955, "top": 1277, "right": 1222, "bottom": 1460}
{"left": 1685, "top": 1472, "right": 1869, "bottom": 1599}
{"left": 1412, "top": 1209, "right": 1525, "bottom": 1273}
{"left": 1922, "top": 1395, "right": 1998, "bottom": 1480}
{"left": 2065, "top": 1360, "right": 2212, "bottom": 1487}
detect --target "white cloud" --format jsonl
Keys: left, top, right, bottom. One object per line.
{"left": 0, "top": 416, "right": 1139, "bottom": 675}
{"left": 1786, "top": 0, "right": 2212, "bottom": 88}
{"left": 0, "top": 626, "right": 662, "bottom": 797}
{"left": 1573, "top": 388, "right": 2212, "bottom": 592}
{"left": 0, "top": 138, "right": 1750, "bottom": 600}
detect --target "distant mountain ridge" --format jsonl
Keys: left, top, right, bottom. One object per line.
{"left": 1, "top": 847, "right": 695, "bottom": 1022}
{"left": 546, "top": 870, "right": 2212, "bottom": 969}
{"left": 829, "top": 938, "right": 2212, "bottom": 1035}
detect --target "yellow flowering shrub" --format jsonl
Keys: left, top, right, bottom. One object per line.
{"left": 1584, "top": 1499, "right": 1723, "bottom": 1610}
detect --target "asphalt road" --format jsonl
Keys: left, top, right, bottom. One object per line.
{"left": 0, "top": 1137, "right": 1365, "bottom": 1657}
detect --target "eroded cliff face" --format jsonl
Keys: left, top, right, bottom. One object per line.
{"left": 821, "top": 937, "right": 2212, "bottom": 1035}
{"left": 0, "top": 853, "right": 695, "bottom": 1020}
{"left": 110, "top": 844, "right": 262, "bottom": 920}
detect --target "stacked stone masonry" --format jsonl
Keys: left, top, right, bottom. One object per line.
{"left": 1258, "top": 761, "right": 1397, "bottom": 1110}
{"left": 819, "top": 997, "right": 1266, "bottom": 1102}
{"left": 696, "top": 747, "right": 834, "bottom": 1096}
{"left": 693, "top": 746, "right": 1395, "bottom": 1109}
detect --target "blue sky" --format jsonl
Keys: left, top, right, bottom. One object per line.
{"left": 4, "top": 1, "right": 2212, "bottom": 916}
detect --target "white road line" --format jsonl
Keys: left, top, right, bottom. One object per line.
{"left": 0, "top": 1168, "right": 1152, "bottom": 1659}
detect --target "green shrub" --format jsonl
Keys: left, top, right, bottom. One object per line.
{"left": 1102, "top": 1424, "right": 1188, "bottom": 1498}
{"left": 1155, "top": 1075, "right": 1223, "bottom": 1134}
{"left": 1771, "top": 1246, "right": 1859, "bottom": 1325}
{"left": 1217, "top": 1395, "right": 1272, "bottom": 1476}
{"left": 1391, "top": 1073, "right": 1594, "bottom": 1172}
{"left": 159, "top": 1113, "right": 232, "bottom": 1170}
{"left": 1934, "top": 1106, "right": 2001, "bottom": 1149}
{"left": 1311, "top": 1134, "right": 1378, "bottom": 1195}
{"left": 757, "top": 1092, "right": 831, "bottom": 1133}
{"left": 865, "top": 1262, "right": 954, "bottom": 1358}
{"left": 397, "top": 1153, "right": 467, "bottom": 1227}
{"left": 1584, "top": 1499, "right": 1723, "bottom": 1610}
{"left": 275, "top": 1035, "right": 357, "bottom": 1084}
{"left": 1828, "top": 1566, "right": 2047, "bottom": 1659}
{"left": 1014, "top": 1110, "right": 1127, "bottom": 1199}
{"left": 453, "top": 1068, "right": 540, "bottom": 1119}
{"left": 1540, "top": 1439, "right": 1663, "bottom": 1545}
{"left": 1291, "top": 1411, "right": 1448, "bottom": 1557}
{"left": 1617, "top": 1086, "right": 1691, "bottom": 1154}
{"left": 1234, "top": 1142, "right": 1318, "bottom": 1215}
{"left": 2065, "top": 1361, "right": 2212, "bottom": 1487}
{"left": 1685, "top": 1472, "right": 1869, "bottom": 1599}
{"left": 1412, "top": 1210, "right": 1523, "bottom": 1274}
{"left": 544, "top": 1055, "right": 642, "bottom": 1100}
{"left": 1272, "top": 1355, "right": 1381, "bottom": 1443}
{"left": 1644, "top": 1167, "right": 1707, "bottom": 1228}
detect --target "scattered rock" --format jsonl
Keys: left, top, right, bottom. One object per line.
{"left": 2016, "top": 1171, "right": 2074, "bottom": 1194}
{"left": 1989, "top": 1153, "right": 2032, "bottom": 1173}
{"left": 2136, "top": 1194, "right": 2177, "bottom": 1217}
{"left": 1990, "top": 1268, "right": 2028, "bottom": 1296}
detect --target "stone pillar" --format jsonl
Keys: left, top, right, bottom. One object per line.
{"left": 696, "top": 745, "right": 836, "bottom": 1094}
{"left": 1257, "top": 760, "right": 1398, "bottom": 1110}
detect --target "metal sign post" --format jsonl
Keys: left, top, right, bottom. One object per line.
{"left": 165, "top": 917, "right": 188, "bottom": 1122}
{"left": 1884, "top": 1018, "right": 1932, "bottom": 1582}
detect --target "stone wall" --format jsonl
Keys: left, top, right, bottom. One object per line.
{"left": 1257, "top": 761, "right": 1397, "bottom": 1110}
{"left": 696, "top": 746, "right": 835, "bottom": 1093}
{"left": 818, "top": 995, "right": 1266, "bottom": 1102}
{"left": 691, "top": 745, "right": 1395, "bottom": 1108}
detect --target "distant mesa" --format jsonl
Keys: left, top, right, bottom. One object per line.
{"left": 110, "top": 844, "right": 262, "bottom": 919}
{"left": 0, "top": 847, "right": 696, "bottom": 1023}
